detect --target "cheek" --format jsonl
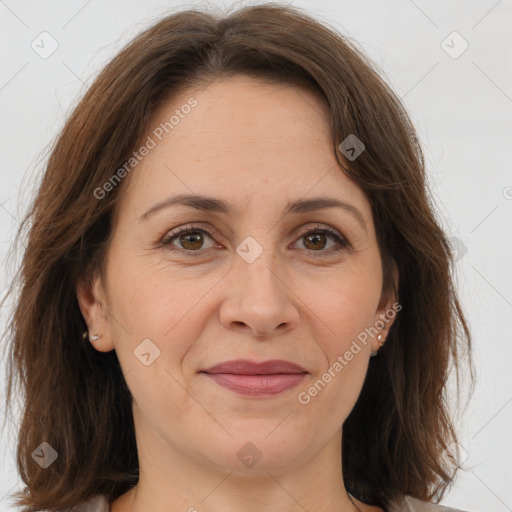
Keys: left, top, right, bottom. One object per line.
{"left": 104, "top": 256, "right": 211, "bottom": 429}
{"left": 103, "top": 248, "right": 212, "bottom": 376}
{"left": 297, "top": 269, "right": 380, "bottom": 412}
{"left": 306, "top": 266, "right": 382, "bottom": 350}
{"left": 106, "top": 242, "right": 213, "bottom": 332}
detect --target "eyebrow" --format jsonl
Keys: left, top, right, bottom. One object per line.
{"left": 138, "top": 193, "right": 367, "bottom": 232}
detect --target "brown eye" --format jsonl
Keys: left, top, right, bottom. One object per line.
{"left": 161, "top": 225, "right": 217, "bottom": 256}
{"left": 178, "top": 231, "right": 205, "bottom": 251}
{"left": 295, "top": 226, "right": 348, "bottom": 256}
{"left": 303, "top": 232, "right": 328, "bottom": 251}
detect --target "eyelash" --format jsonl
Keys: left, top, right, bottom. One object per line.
{"left": 160, "top": 223, "right": 349, "bottom": 258}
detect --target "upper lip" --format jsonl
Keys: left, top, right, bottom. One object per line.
{"left": 201, "top": 359, "right": 308, "bottom": 375}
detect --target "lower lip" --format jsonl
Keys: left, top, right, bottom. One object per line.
{"left": 202, "top": 372, "right": 307, "bottom": 396}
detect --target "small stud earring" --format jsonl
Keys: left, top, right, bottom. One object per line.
{"left": 82, "top": 331, "right": 102, "bottom": 342}
{"left": 370, "top": 331, "right": 386, "bottom": 357}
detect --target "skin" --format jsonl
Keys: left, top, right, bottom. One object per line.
{"left": 77, "top": 75, "right": 397, "bottom": 512}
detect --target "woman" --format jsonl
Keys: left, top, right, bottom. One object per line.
{"left": 2, "top": 3, "right": 473, "bottom": 512}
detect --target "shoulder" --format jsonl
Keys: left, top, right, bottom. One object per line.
{"left": 388, "top": 495, "right": 470, "bottom": 512}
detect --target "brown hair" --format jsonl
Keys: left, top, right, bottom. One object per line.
{"left": 1, "top": 3, "right": 474, "bottom": 511}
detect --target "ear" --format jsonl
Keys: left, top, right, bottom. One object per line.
{"left": 76, "top": 273, "right": 115, "bottom": 352}
{"left": 372, "top": 261, "right": 400, "bottom": 353}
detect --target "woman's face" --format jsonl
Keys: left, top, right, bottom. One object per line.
{"left": 79, "top": 75, "right": 397, "bottom": 474}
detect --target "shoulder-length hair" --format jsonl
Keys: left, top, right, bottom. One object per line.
{"left": 2, "top": 3, "right": 473, "bottom": 511}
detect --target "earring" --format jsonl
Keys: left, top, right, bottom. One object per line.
{"left": 82, "top": 331, "right": 102, "bottom": 342}
{"left": 370, "top": 332, "right": 386, "bottom": 357}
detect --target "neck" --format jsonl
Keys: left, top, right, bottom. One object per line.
{"left": 114, "top": 410, "right": 365, "bottom": 512}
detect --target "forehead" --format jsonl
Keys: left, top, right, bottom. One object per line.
{"left": 120, "top": 75, "right": 371, "bottom": 222}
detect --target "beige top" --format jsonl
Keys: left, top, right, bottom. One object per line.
{"left": 70, "top": 494, "right": 469, "bottom": 511}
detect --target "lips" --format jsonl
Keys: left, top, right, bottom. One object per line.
{"left": 200, "top": 359, "right": 308, "bottom": 396}
{"left": 202, "top": 359, "right": 308, "bottom": 375}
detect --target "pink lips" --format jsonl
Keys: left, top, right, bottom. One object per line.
{"left": 200, "top": 359, "right": 308, "bottom": 396}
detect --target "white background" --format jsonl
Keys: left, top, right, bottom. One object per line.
{"left": 0, "top": 1, "right": 511, "bottom": 511}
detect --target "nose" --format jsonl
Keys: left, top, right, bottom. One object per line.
{"left": 218, "top": 248, "right": 300, "bottom": 339}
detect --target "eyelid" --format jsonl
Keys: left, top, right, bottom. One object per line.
{"left": 163, "top": 223, "right": 221, "bottom": 240}
{"left": 295, "top": 223, "right": 344, "bottom": 239}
